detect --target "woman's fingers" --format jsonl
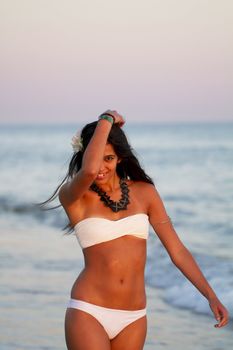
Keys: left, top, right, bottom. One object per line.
{"left": 210, "top": 299, "right": 229, "bottom": 328}
{"left": 216, "top": 308, "right": 229, "bottom": 328}
{"left": 101, "top": 109, "right": 125, "bottom": 127}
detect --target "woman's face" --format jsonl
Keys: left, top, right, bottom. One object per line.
{"left": 95, "top": 143, "right": 120, "bottom": 184}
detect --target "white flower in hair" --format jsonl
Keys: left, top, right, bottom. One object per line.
{"left": 71, "top": 131, "right": 83, "bottom": 152}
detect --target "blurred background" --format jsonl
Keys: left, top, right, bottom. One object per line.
{"left": 0, "top": 1, "right": 233, "bottom": 349}
{"left": 1, "top": 0, "right": 233, "bottom": 123}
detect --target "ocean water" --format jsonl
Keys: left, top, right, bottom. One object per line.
{"left": 0, "top": 122, "right": 233, "bottom": 349}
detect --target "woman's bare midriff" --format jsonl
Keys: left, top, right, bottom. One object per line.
{"left": 70, "top": 235, "right": 147, "bottom": 310}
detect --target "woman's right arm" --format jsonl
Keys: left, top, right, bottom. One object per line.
{"left": 59, "top": 110, "right": 124, "bottom": 204}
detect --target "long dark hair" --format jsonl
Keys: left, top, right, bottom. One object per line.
{"left": 38, "top": 121, "right": 154, "bottom": 232}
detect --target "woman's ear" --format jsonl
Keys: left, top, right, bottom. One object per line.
{"left": 117, "top": 158, "right": 122, "bottom": 164}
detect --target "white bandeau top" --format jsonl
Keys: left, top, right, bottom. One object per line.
{"left": 74, "top": 213, "right": 149, "bottom": 249}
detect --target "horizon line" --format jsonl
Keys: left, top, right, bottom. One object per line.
{"left": 0, "top": 119, "right": 233, "bottom": 126}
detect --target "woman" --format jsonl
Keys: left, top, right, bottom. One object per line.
{"left": 44, "top": 110, "right": 229, "bottom": 350}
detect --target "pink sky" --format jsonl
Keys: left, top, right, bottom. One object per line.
{"left": 1, "top": 0, "right": 233, "bottom": 123}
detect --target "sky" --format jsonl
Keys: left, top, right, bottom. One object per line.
{"left": 1, "top": 0, "right": 233, "bottom": 124}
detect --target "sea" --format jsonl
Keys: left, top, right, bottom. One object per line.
{"left": 0, "top": 121, "right": 233, "bottom": 349}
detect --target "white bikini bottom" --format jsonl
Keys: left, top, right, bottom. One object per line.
{"left": 67, "top": 298, "right": 147, "bottom": 340}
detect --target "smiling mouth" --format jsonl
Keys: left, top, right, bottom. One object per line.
{"left": 96, "top": 173, "right": 108, "bottom": 180}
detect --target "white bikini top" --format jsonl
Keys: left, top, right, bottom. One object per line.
{"left": 74, "top": 213, "right": 149, "bottom": 249}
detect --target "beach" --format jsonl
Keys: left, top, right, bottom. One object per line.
{"left": 0, "top": 122, "right": 232, "bottom": 349}
{"left": 146, "top": 288, "right": 233, "bottom": 350}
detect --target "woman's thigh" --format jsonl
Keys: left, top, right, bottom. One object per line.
{"left": 110, "top": 315, "right": 147, "bottom": 350}
{"left": 65, "top": 308, "right": 111, "bottom": 350}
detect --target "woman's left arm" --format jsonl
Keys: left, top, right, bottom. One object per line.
{"left": 145, "top": 184, "right": 229, "bottom": 328}
{"left": 166, "top": 245, "right": 229, "bottom": 328}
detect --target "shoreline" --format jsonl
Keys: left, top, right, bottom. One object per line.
{"left": 145, "top": 285, "right": 232, "bottom": 350}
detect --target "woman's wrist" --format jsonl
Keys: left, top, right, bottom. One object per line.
{"left": 98, "top": 113, "right": 115, "bottom": 124}
{"left": 208, "top": 294, "right": 219, "bottom": 303}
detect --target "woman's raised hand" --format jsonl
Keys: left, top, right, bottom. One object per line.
{"left": 101, "top": 109, "right": 125, "bottom": 127}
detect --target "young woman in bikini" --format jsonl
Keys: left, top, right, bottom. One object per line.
{"left": 44, "top": 110, "right": 229, "bottom": 350}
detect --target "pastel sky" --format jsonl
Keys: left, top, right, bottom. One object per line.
{"left": 1, "top": 0, "right": 233, "bottom": 123}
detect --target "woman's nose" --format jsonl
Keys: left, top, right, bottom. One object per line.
{"left": 99, "top": 163, "right": 106, "bottom": 172}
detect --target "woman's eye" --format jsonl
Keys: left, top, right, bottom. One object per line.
{"left": 106, "top": 156, "right": 114, "bottom": 161}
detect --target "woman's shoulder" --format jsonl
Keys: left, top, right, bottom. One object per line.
{"left": 129, "top": 179, "right": 155, "bottom": 191}
{"left": 58, "top": 183, "right": 68, "bottom": 205}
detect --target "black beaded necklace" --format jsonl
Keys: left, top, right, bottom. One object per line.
{"left": 90, "top": 178, "right": 130, "bottom": 212}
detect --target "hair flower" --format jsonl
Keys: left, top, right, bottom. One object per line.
{"left": 71, "top": 131, "right": 83, "bottom": 152}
